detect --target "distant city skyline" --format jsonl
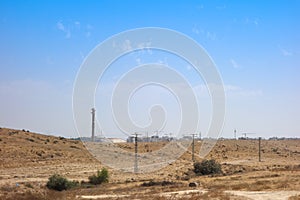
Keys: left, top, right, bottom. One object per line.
{"left": 0, "top": 1, "right": 299, "bottom": 139}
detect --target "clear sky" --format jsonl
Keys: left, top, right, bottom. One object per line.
{"left": 0, "top": 0, "right": 299, "bottom": 139}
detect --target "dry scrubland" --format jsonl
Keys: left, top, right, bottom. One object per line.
{"left": 0, "top": 127, "right": 300, "bottom": 199}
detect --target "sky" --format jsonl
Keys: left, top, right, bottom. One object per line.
{"left": 0, "top": 0, "right": 299, "bottom": 139}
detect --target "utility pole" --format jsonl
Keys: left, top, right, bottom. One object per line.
{"left": 133, "top": 132, "right": 140, "bottom": 173}
{"left": 199, "top": 132, "right": 201, "bottom": 140}
{"left": 258, "top": 137, "right": 261, "bottom": 162}
{"left": 91, "top": 108, "right": 95, "bottom": 142}
{"left": 234, "top": 129, "right": 237, "bottom": 140}
{"left": 191, "top": 133, "right": 196, "bottom": 162}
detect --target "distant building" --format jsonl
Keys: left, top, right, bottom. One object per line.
{"left": 108, "top": 138, "right": 126, "bottom": 143}
{"left": 126, "top": 135, "right": 174, "bottom": 143}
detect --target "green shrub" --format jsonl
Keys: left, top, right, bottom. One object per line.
{"left": 88, "top": 168, "right": 109, "bottom": 185}
{"left": 194, "top": 159, "right": 222, "bottom": 175}
{"left": 46, "top": 174, "right": 78, "bottom": 191}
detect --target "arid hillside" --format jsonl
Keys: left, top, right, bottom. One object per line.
{"left": 0, "top": 127, "right": 299, "bottom": 200}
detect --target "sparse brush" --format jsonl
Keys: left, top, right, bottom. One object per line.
{"left": 88, "top": 168, "right": 109, "bottom": 185}
{"left": 46, "top": 174, "right": 78, "bottom": 191}
{"left": 194, "top": 159, "right": 222, "bottom": 176}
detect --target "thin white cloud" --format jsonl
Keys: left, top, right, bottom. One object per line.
{"left": 192, "top": 25, "right": 216, "bottom": 40}
{"left": 85, "top": 31, "right": 91, "bottom": 38}
{"left": 206, "top": 31, "right": 217, "bottom": 40}
{"left": 56, "top": 21, "right": 71, "bottom": 39}
{"left": 56, "top": 21, "right": 65, "bottom": 31}
{"left": 216, "top": 5, "right": 226, "bottom": 10}
{"left": 85, "top": 24, "right": 93, "bottom": 38}
{"left": 137, "top": 41, "right": 151, "bottom": 49}
{"left": 230, "top": 58, "right": 240, "bottom": 69}
{"left": 74, "top": 21, "right": 80, "bottom": 28}
{"left": 224, "top": 84, "right": 240, "bottom": 92}
{"left": 56, "top": 20, "right": 93, "bottom": 39}
{"left": 245, "top": 17, "right": 259, "bottom": 26}
{"left": 192, "top": 26, "right": 200, "bottom": 35}
{"left": 122, "top": 39, "right": 132, "bottom": 51}
{"left": 137, "top": 41, "right": 152, "bottom": 54}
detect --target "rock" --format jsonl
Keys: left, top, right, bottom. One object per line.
{"left": 189, "top": 182, "right": 198, "bottom": 187}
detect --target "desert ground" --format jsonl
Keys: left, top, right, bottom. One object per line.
{"left": 0, "top": 127, "right": 299, "bottom": 199}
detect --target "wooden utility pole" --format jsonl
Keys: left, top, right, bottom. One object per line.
{"left": 91, "top": 108, "right": 95, "bottom": 142}
{"left": 258, "top": 137, "right": 262, "bottom": 162}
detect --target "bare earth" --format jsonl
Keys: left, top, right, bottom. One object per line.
{"left": 0, "top": 127, "right": 299, "bottom": 199}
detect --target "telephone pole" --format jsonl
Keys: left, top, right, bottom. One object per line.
{"left": 234, "top": 129, "right": 237, "bottom": 140}
{"left": 258, "top": 137, "right": 262, "bottom": 162}
{"left": 191, "top": 133, "right": 196, "bottom": 162}
{"left": 91, "top": 108, "right": 95, "bottom": 142}
{"left": 133, "top": 132, "right": 140, "bottom": 173}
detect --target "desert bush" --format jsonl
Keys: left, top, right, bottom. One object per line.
{"left": 46, "top": 174, "right": 78, "bottom": 191}
{"left": 141, "top": 180, "right": 175, "bottom": 187}
{"left": 194, "top": 159, "right": 222, "bottom": 175}
{"left": 88, "top": 168, "right": 109, "bottom": 185}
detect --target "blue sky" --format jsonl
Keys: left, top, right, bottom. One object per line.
{"left": 0, "top": 1, "right": 299, "bottom": 138}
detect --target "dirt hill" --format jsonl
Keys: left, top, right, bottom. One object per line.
{"left": 0, "top": 127, "right": 299, "bottom": 200}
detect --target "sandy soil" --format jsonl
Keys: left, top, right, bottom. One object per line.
{"left": 0, "top": 127, "right": 299, "bottom": 199}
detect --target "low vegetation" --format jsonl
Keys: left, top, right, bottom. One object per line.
{"left": 141, "top": 180, "right": 175, "bottom": 187}
{"left": 46, "top": 168, "right": 109, "bottom": 191}
{"left": 46, "top": 174, "right": 78, "bottom": 191}
{"left": 194, "top": 159, "right": 222, "bottom": 175}
{"left": 88, "top": 168, "right": 109, "bottom": 185}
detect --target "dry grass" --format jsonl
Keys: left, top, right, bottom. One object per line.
{"left": 0, "top": 127, "right": 300, "bottom": 199}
